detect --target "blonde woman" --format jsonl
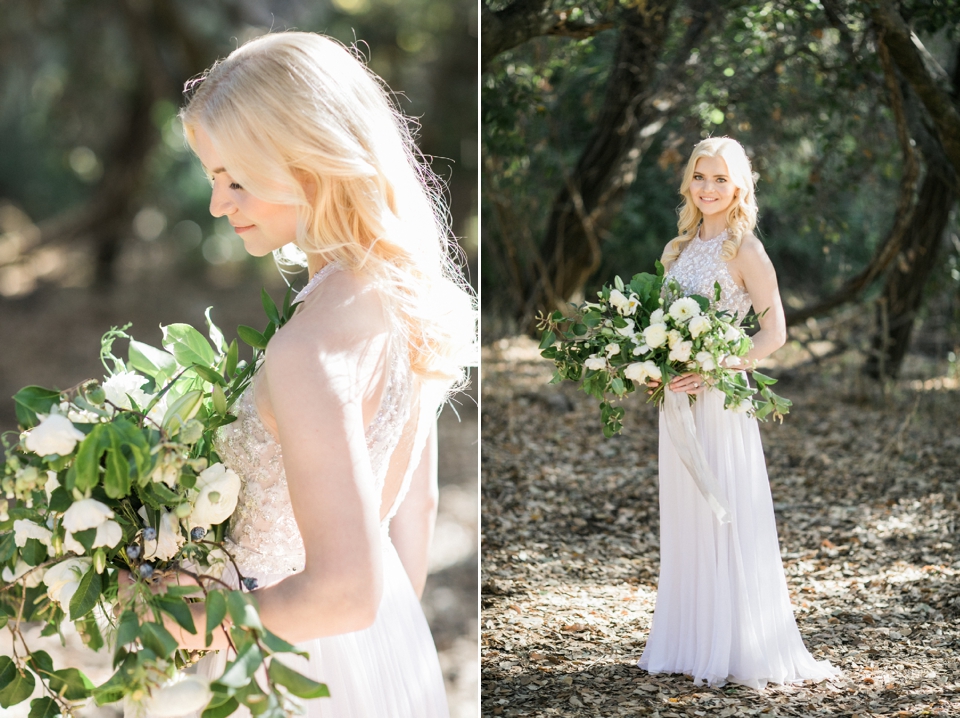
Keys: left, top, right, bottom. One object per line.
{"left": 127, "top": 32, "right": 474, "bottom": 717}
{"left": 639, "top": 137, "right": 837, "bottom": 688}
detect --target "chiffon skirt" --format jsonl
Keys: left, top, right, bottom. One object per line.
{"left": 134, "top": 532, "right": 449, "bottom": 718}
{"left": 637, "top": 389, "right": 839, "bottom": 689}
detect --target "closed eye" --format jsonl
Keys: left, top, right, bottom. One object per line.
{"left": 229, "top": 182, "right": 244, "bottom": 191}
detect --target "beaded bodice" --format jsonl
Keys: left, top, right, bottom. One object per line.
{"left": 665, "top": 229, "right": 752, "bottom": 319}
{"left": 213, "top": 264, "right": 414, "bottom": 579}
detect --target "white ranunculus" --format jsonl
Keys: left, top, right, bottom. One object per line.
{"left": 689, "top": 315, "right": 712, "bottom": 339}
{"left": 24, "top": 414, "right": 85, "bottom": 457}
{"left": 605, "top": 343, "right": 620, "bottom": 357}
{"left": 14, "top": 519, "right": 53, "bottom": 548}
{"left": 642, "top": 323, "right": 668, "bottom": 349}
{"left": 138, "top": 507, "right": 185, "bottom": 561}
{"left": 188, "top": 463, "right": 241, "bottom": 529}
{"left": 649, "top": 308, "right": 665, "bottom": 324}
{"left": 63, "top": 498, "right": 114, "bottom": 533}
{"left": 608, "top": 289, "right": 628, "bottom": 312}
{"left": 668, "top": 297, "right": 701, "bottom": 322}
{"left": 43, "top": 557, "right": 91, "bottom": 614}
{"left": 724, "top": 324, "right": 742, "bottom": 343}
{"left": 669, "top": 340, "right": 693, "bottom": 363}
{"left": 583, "top": 355, "right": 607, "bottom": 372}
{"left": 632, "top": 344, "right": 650, "bottom": 356}
{"left": 144, "top": 675, "right": 213, "bottom": 718}
{"left": 93, "top": 519, "right": 123, "bottom": 549}
{"left": 667, "top": 329, "right": 683, "bottom": 349}
{"left": 2, "top": 559, "right": 45, "bottom": 588}
{"left": 696, "top": 351, "right": 717, "bottom": 372}
{"left": 102, "top": 371, "right": 152, "bottom": 411}
{"left": 615, "top": 319, "right": 635, "bottom": 337}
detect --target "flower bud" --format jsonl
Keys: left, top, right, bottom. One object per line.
{"left": 86, "top": 386, "right": 106, "bottom": 405}
{"left": 93, "top": 548, "right": 107, "bottom": 574}
{"left": 175, "top": 503, "right": 192, "bottom": 519}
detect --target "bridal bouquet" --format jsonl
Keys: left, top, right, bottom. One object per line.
{"left": 538, "top": 263, "right": 791, "bottom": 437}
{"left": 0, "top": 290, "right": 328, "bottom": 718}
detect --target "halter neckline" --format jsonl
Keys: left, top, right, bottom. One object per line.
{"left": 295, "top": 262, "right": 341, "bottom": 303}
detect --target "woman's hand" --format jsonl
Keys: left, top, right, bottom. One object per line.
{"left": 668, "top": 372, "right": 705, "bottom": 395}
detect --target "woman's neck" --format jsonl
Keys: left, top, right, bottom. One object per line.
{"left": 700, "top": 216, "right": 727, "bottom": 241}
{"left": 307, "top": 255, "right": 329, "bottom": 277}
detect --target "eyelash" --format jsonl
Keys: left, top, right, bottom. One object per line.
{"left": 693, "top": 175, "right": 725, "bottom": 182}
{"left": 229, "top": 182, "right": 243, "bottom": 191}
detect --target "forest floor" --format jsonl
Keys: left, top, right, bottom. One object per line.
{"left": 0, "top": 273, "right": 478, "bottom": 718}
{"left": 481, "top": 336, "right": 960, "bottom": 718}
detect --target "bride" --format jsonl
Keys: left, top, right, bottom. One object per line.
{"left": 123, "top": 32, "right": 475, "bottom": 717}
{"left": 638, "top": 137, "right": 838, "bottom": 689}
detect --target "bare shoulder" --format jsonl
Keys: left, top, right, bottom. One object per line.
{"left": 266, "top": 269, "right": 390, "bottom": 367}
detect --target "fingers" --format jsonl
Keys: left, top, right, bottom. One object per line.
{"left": 668, "top": 374, "right": 704, "bottom": 394}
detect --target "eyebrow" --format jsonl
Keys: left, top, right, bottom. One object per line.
{"left": 200, "top": 165, "right": 227, "bottom": 175}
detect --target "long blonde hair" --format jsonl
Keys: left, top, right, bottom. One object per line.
{"left": 661, "top": 137, "right": 758, "bottom": 268}
{"left": 180, "top": 32, "right": 475, "bottom": 385}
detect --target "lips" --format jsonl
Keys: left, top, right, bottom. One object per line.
{"left": 232, "top": 224, "right": 254, "bottom": 234}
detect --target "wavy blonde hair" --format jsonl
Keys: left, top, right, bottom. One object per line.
{"left": 661, "top": 137, "right": 758, "bottom": 268}
{"left": 180, "top": 32, "right": 476, "bottom": 386}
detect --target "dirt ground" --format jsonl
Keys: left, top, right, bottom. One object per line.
{"left": 0, "top": 265, "right": 478, "bottom": 717}
{"left": 481, "top": 336, "right": 960, "bottom": 718}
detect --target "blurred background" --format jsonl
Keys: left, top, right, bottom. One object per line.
{"left": 0, "top": 0, "right": 477, "bottom": 716}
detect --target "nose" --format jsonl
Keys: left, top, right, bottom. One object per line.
{"left": 209, "top": 178, "right": 236, "bottom": 218}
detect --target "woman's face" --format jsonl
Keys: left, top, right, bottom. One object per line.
{"left": 191, "top": 125, "right": 299, "bottom": 257}
{"left": 688, "top": 155, "right": 739, "bottom": 220}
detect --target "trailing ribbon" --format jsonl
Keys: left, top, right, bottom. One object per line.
{"left": 663, "top": 389, "right": 731, "bottom": 524}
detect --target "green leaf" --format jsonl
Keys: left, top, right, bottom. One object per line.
{"left": 611, "top": 378, "right": 625, "bottom": 396}
{"left": 571, "top": 323, "right": 587, "bottom": 336}
{"left": 162, "top": 390, "right": 204, "bottom": 434}
{"left": 26, "top": 651, "right": 53, "bottom": 677}
{"left": 225, "top": 340, "right": 239, "bottom": 377}
{"left": 0, "top": 655, "right": 14, "bottom": 691}
{"left": 260, "top": 629, "right": 305, "bottom": 657}
{"left": 267, "top": 659, "right": 330, "bottom": 698}
{"left": 48, "top": 668, "right": 93, "bottom": 701}
{"left": 0, "top": 663, "right": 35, "bottom": 708}
{"left": 205, "top": 307, "right": 227, "bottom": 355}
{"left": 226, "top": 591, "right": 262, "bottom": 631}
{"left": 115, "top": 610, "right": 140, "bottom": 648}
{"left": 538, "top": 331, "right": 556, "bottom": 350}
{"left": 205, "top": 590, "right": 227, "bottom": 647}
{"left": 68, "top": 568, "right": 101, "bottom": 620}
{"left": 47, "top": 488, "right": 71, "bottom": 513}
{"left": 72, "top": 425, "right": 104, "bottom": 493}
{"left": 28, "top": 697, "right": 61, "bottom": 718}
{"left": 156, "top": 595, "right": 197, "bottom": 635}
{"left": 164, "top": 584, "right": 202, "bottom": 598}
{"left": 202, "top": 697, "right": 239, "bottom": 718}
{"left": 192, "top": 364, "right": 225, "bottom": 386}
{"left": 128, "top": 341, "right": 178, "bottom": 384}
{"left": 93, "top": 654, "right": 137, "bottom": 705}
{"left": 162, "top": 323, "right": 217, "bottom": 368}
{"left": 237, "top": 326, "right": 267, "bottom": 350}
{"left": 218, "top": 642, "right": 262, "bottom": 688}
{"left": 21, "top": 538, "right": 47, "bottom": 566}
{"left": 582, "top": 312, "right": 602, "bottom": 328}
{"left": 212, "top": 385, "right": 227, "bottom": 416}
{"left": 0, "top": 532, "right": 15, "bottom": 563}
{"left": 261, "top": 289, "right": 281, "bottom": 325}
{"left": 752, "top": 371, "right": 777, "bottom": 386}
{"left": 140, "top": 622, "right": 179, "bottom": 658}
{"left": 12, "top": 387, "right": 62, "bottom": 428}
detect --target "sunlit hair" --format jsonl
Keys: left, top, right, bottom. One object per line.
{"left": 180, "top": 32, "right": 476, "bottom": 387}
{"left": 661, "top": 137, "right": 758, "bottom": 268}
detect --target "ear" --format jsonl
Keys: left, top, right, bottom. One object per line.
{"left": 295, "top": 169, "right": 318, "bottom": 204}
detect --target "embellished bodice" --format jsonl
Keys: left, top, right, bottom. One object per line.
{"left": 213, "top": 264, "right": 414, "bottom": 580}
{"left": 665, "top": 229, "right": 752, "bottom": 319}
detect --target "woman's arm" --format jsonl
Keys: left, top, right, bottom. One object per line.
{"left": 728, "top": 234, "right": 787, "bottom": 368}
{"left": 389, "top": 422, "right": 439, "bottom": 598}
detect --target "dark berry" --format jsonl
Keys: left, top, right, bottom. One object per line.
{"left": 126, "top": 544, "right": 141, "bottom": 560}
{"left": 143, "top": 527, "right": 157, "bottom": 542}
{"left": 139, "top": 563, "right": 154, "bottom": 579}
{"left": 241, "top": 577, "right": 258, "bottom": 591}
{"left": 190, "top": 527, "right": 206, "bottom": 541}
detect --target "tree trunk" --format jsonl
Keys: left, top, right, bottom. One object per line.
{"left": 865, "top": 169, "right": 955, "bottom": 378}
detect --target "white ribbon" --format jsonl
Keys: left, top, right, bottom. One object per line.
{"left": 663, "top": 389, "right": 732, "bottom": 524}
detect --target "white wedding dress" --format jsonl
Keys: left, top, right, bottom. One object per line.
{"left": 637, "top": 230, "right": 839, "bottom": 689}
{"left": 148, "top": 263, "right": 450, "bottom": 717}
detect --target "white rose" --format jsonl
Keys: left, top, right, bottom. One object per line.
{"left": 63, "top": 499, "right": 114, "bottom": 533}
{"left": 667, "top": 329, "right": 683, "bottom": 349}
{"left": 608, "top": 289, "right": 628, "bottom": 311}
{"left": 732, "top": 399, "right": 754, "bottom": 414}
{"left": 696, "top": 351, "right": 716, "bottom": 372}
{"left": 102, "top": 371, "right": 152, "bottom": 411}
{"left": 724, "top": 324, "right": 742, "bottom": 343}
{"left": 632, "top": 344, "right": 650, "bottom": 356}
{"left": 669, "top": 340, "right": 693, "bottom": 363}
{"left": 138, "top": 507, "right": 185, "bottom": 562}
{"left": 689, "top": 315, "right": 712, "bottom": 339}
{"left": 64, "top": 531, "right": 86, "bottom": 555}
{"left": 615, "top": 319, "right": 635, "bottom": 337}
{"left": 642, "top": 361, "right": 662, "bottom": 381}
{"left": 43, "top": 557, "right": 92, "bottom": 615}
{"left": 583, "top": 355, "right": 607, "bottom": 372}
{"left": 24, "top": 414, "right": 85, "bottom": 457}
{"left": 188, "top": 464, "right": 241, "bottom": 529}
{"left": 605, "top": 343, "right": 620, "bottom": 357}
{"left": 643, "top": 324, "right": 668, "bottom": 349}
{"left": 668, "top": 297, "right": 701, "bottom": 322}
{"left": 649, "top": 309, "right": 665, "bottom": 324}
{"left": 14, "top": 519, "right": 53, "bottom": 547}
{"left": 2, "top": 559, "right": 45, "bottom": 588}
{"left": 624, "top": 361, "right": 661, "bottom": 384}
{"left": 144, "top": 676, "right": 213, "bottom": 718}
